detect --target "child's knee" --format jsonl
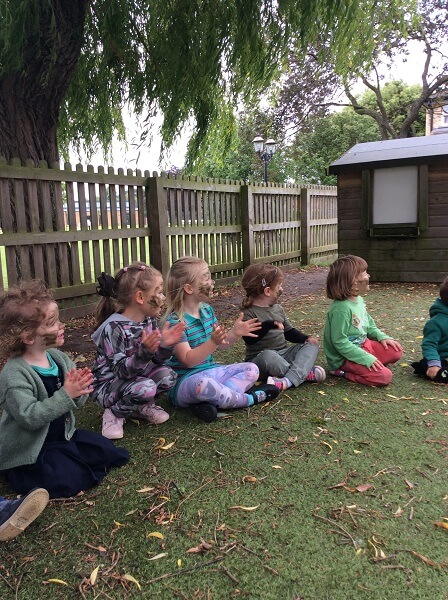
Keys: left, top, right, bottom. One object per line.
{"left": 244, "top": 362, "right": 259, "bottom": 382}
{"left": 374, "top": 367, "right": 393, "bottom": 386}
{"left": 131, "top": 379, "right": 158, "bottom": 400}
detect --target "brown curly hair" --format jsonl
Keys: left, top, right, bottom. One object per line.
{"left": 0, "top": 280, "right": 55, "bottom": 360}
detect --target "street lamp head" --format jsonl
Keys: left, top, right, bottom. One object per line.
{"left": 265, "top": 138, "right": 276, "bottom": 156}
{"left": 252, "top": 135, "right": 264, "bottom": 155}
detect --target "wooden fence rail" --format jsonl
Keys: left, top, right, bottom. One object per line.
{"left": 0, "top": 158, "right": 337, "bottom": 319}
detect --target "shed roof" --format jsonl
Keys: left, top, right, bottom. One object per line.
{"left": 329, "top": 134, "right": 448, "bottom": 174}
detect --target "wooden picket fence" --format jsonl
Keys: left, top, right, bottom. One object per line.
{"left": 0, "top": 158, "right": 337, "bottom": 318}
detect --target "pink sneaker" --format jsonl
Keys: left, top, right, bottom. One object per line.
{"left": 306, "top": 365, "right": 326, "bottom": 382}
{"left": 102, "top": 408, "right": 125, "bottom": 440}
{"left": 133, "top": 404, "right": 170, "bottom": 425}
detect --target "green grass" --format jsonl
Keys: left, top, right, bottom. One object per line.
{"left": 1, "top": 282, "right": 448, "bottom": 599}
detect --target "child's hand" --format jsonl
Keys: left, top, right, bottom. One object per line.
{"left": 233, "top": 313, "right": 261, "bottom": 337}
{"left": 274, "top": 320, "right": 285, "bottom": 331}
{"left": 307, "top": 335, "right": 319, "bottom": 345}
{"left": 160, "top": 321, "right": 186, "bottom": 347}
{"left": 426, "top": 366, "right": 441, "bottom": 380}
{"left": 63, "top": 367, "right": 93, "bottom": 399}
{"left": 142, "top": 328, "right": 161, "bottom": 353}
{"left": 369, "top": 358, "right": 385, "bottom": 371}
{"left": 380, "top": 338, "right": 402, "bottom": 352}
{"left": 211, "top": 323, "right": 228, "bottom": 345}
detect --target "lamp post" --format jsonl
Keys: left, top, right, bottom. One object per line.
{"left": 252, "top": 135, "right": 276, "bottom": 183}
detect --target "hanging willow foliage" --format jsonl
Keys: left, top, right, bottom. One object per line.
{"left": 0, "top": 0, "right": 415, "bottom": 162}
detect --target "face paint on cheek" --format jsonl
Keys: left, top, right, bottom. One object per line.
{"left": 147, "top": 296, "right": 162, "bottom": 308}
{"left": 42, "top": 332, "right": 59, "bottom": 346}
{"left": 199, "top": 284, "right": 214, "bottom": 297}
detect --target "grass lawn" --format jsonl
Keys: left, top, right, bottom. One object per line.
{"left": 1, "top": 281, "right": 447, "bottom": 599}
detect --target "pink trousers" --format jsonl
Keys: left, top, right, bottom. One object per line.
{"left": 341, "top": 339, "right": 402, "bottom": 386}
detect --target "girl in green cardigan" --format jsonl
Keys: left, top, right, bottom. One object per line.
{"left": 0, "top": 281, "right": 129, "bottom": 498}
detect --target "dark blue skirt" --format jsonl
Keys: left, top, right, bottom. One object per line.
{"left": 4, "top": 429, "right": 130, "bottom": 499}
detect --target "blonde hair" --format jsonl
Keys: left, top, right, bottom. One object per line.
{"left": 164, "top": 256, "right": 208, "bottom": 320}
{"left": 95, "top": 261, "right": 161, "bottom": 327}
{"left": 326, "top": 255, "right": 368, "bottom": 300}
{"left": 0, "top": 280, "right": 55, "bottom": 359}
{"left": 241, "top": 263, "right": 284, "bottom": 308}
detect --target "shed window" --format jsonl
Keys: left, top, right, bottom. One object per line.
{"left": 362, "top": 165, "right": 428, "bottom": 237}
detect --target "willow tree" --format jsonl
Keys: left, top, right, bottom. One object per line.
{"left": 0, "top": 0, "right": 411, "bottom": 164}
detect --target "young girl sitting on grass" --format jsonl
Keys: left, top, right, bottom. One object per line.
{"left": 323, "top": 255, "right": 403, "bottom": 386}
{"left": 91, "top": 261, "right": 185, "bottom": 439}
{"left": 0, "top": 281, "right": 129, "bottom": 499}
{"left": 240, "top": 263, "right": 325, "bottom": 391}
{"left": 164, "top": 256, "right": 280, "bottom": 422}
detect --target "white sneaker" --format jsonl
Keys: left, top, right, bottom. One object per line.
{"left": 133, "top": 404, "right": 170, "bottom": 424}
{"left": 102, "top": 408, "right": 125, "bottom": 439}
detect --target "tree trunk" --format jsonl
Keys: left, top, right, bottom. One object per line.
{"left": 0, "top": 1, "right": 87, "bottom": 164}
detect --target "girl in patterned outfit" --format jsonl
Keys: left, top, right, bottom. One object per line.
{"left": 164, "top": 257, "right": 280, "bottom": 422}
{"left": 91, "top": 262, "right": 185, "bottom": 439}
{"left": 0, "top": 281, "right": 129, "bottom": 499}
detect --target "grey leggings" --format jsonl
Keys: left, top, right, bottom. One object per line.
{"left": 250, "top": 342, "right": 318, "bottom": 386}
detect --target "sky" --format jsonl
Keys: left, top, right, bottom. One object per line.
{"left": 70, "top": 40, "right": 446, "bottom": 173}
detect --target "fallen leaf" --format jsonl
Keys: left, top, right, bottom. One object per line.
{"left": 178, "top": 559, "right": 182, "bottom": 567}
{"left": 187, "top": 539, "right": 213, "bottom": 553}
{"left": 242, "top": 476, "right": 257, "bottom": 483}
{"left": 44, "top": 579, "right": 68, "bottom": 586}
{"left": 229, "top": 505, "right": 260, "bottom": 511}
{"left": 321, "top": 441, "right": 332, "bottom": 454}
{"left": 353, "top": 450, "right": 362, "bottom": 454}
{"left": 160, "top": 441, "right": 175, "bottom": 450}
{"left": 122, "top": 574, "right": 142, "bottom": 589}
{"left": 355, "top": 483, "right": 373, "bottom": 493}
{"left": 405, "top": 479, "right": 414, "bottom": 489}
{"left": 147, "top": 531, "right": 164, "bottom": 539}
{"left": 434, "top": 521, "right": 448, "bottom": 531}
{"left": 89, "top": 566, "right": 99, "bottom": 586}
{"left": 113, "top": 520, "right": 126, "bottom": 527}
{"left": 287, "top": 436, "right": 298, "bottom": 443}
{"left": 137, "top": 487, "right": 155, "bottom": 493}
{"left": 328, "top": 480, "right": 347, "bottom": 490}
{"left": 272, "top": 465, "right": 282, "bottom": 469}
{"left": 318, "top": 390, "right": 326, "bottom": 395}
{"left": 148, "top": 553, "right": 168, "bottom": 561}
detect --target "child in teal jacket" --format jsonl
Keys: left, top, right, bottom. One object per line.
{"left": 412, "top": 276, "right": 448, "bottom": 383}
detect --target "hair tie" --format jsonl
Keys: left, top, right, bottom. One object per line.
{"left": 123, "top": 265, "right": 147, "bottom": 273}
{"left": 96, "top": 272, "right": 117, "bottom": 298}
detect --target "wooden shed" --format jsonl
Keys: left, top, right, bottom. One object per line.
{"left": 329, "top": 135, "right": 448, "bottom": 282}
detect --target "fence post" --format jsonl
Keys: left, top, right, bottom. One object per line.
{"left": 241, "top": 184, "right": 254, "bottom": 267}
{"left": 147, "top": 175, "right": 170, "bottom": 275}
{"left": 300, "top": 187, "right": 310, "bottom": 266}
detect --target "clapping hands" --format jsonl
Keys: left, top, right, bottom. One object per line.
{"left": 64, "top": 367, "right": 93, "bottom": 398}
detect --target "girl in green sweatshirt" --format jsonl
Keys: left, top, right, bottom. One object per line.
{"left": 323, "top": 255, "right": 402, "bottom": 386}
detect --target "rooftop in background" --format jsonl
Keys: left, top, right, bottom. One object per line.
{"left": 329, "top": 135, "right": 448, "bottom": 174}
